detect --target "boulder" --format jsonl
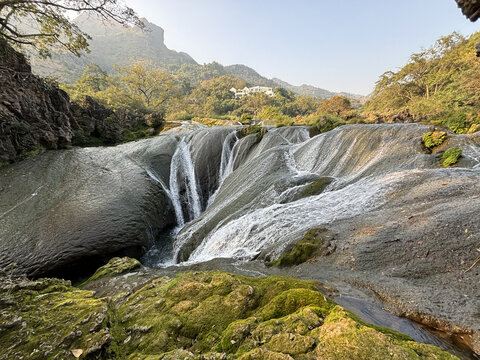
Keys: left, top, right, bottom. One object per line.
{"left": 0, "top": 138, "right": 177, "bottom": 278}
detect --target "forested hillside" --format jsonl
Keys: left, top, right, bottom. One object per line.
{"left": 363, "top": 31, "right": 480, "bottom": 133}
{"left": 29, "top": 15, "right": 357, "bottom": 100}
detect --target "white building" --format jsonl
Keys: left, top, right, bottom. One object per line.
{"left": 230, "top": 86, "right": 275, "bottom": 99}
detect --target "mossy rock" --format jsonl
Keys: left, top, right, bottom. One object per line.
{"left": 300, "top": 177, "right": 333, "bottom": 198}
{"left": 267, "top": 228, "right": 335, "bottom": 267}
{"left": 422, "top": 131, "right": 447, "bottom": 150}
{"left": 0, "top": 278, "right": 111, "bottom": 360}
{"left": 79, "top": 257, "right": 141, "bottom": 287}
{"left": 0, "top": 269, "right": 459, "bottom": 359}
{"left": 238, "top": 125, "right": 267, "bottom": 141}
{"left": 441, "top": 147, "right": 462, "bottom": 167}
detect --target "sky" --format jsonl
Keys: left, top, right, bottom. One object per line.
{"left": 124, "top": 0, "right": 478, "bottom": 95}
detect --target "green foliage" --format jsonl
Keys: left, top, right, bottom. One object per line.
{"left": 23, "top": 146, "right": 46, "bottom": 159}
{"left": 257, "top": 106, "right": 294, "bottom": 127}
{"left": 268, "top": 228, "right": 330, "bottom": 267}
{"left": 240, "top": 113, "right": 253, "bottom": 124}
{"left": 62, "top": 62, "right": 358, "bottom": 130}
{"left": 238, "top": 125, "right": 266, "bottom": 141}
{"left": 446, "top": 114, "right": 468, "bottom": 134}
{"left": 308, "top": 114, "right": 345, "bottom": 136}
{"left": 0, "top": 0, "right": 141, "bottom": 57}
{"left": 317, "top": 95, "right": 354, "bottom": 117}
{"left": 122, "top": 123, "right": 154, "bottom": 142}
{"left": 363, "top": 31, "right": 480, "bottom": 122}
{"left": 441, "top": 147, "right": 462, "bottom": 167}
{"left": 422, "top": 131, "right": 447, "bottom": 149}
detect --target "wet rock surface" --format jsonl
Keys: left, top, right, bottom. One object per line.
{"left": 0, "top": 139, "right": 177, "bottom": 278}
{"left": 0, "top": 263, "right": 460, "bottom": 359}
{"left": 1, "top": 123, "right": 479, "bottom": 357}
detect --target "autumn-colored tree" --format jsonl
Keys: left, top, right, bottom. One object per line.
{"left": 317, "top": 95, "right": 353, "bottom": 117}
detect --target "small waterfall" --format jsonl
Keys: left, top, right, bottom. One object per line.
{"left": 219, "top": 131, "right": 239, "bottom": 183}
{"left": 208, "top": 131, "right": 239, "bottom": 206}
{"left": 169, "top": 139, "right": 202, "bottom": 227}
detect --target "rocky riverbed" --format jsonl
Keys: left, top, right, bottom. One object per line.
{"left": 1, "top": 123, "right": 479, "bottom": 358}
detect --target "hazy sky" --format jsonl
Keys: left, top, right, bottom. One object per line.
{"left": 124, "top": 0, "right": 478, "bottom": 95}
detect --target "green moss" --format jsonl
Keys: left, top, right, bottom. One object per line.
{"left": 23, "top": 146, "right": 46, "bottom": 159}
{"left": 122, "top": 123, "right": 153, "bottom": 142}
{"left": 79, "top": 257, "right": 141, "bottom": 287}
{"left": 311, "top": 306, "right": 454, "bottom": 360}
{"left": 239, "top": 124, "right": 261, "bottom": 137}
{"left": 422, "top": 131, "right": 447, "bottom": 149}
{"left": 0, "top": 269, "right": 459, "bottom": 360}
{"left": 0, "top": 161, "right": 10, "bottom": 169}
{"left": 267, "top": 228, "right": 331, "bottom": 267}
{"left": 0, "top": 278, "right": 111, "bottom": 360}
{"left": 441, "top": 147, "right": 462, "bottom": 167}
{"left": 300, "top": 177, "right": 333, "bottom": 198}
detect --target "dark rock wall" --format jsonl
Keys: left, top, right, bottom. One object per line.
{"left": 0, "top": 38, "right": 150, "bottom": 163}
{"left": 0, "top": 38, "right": 74, "bottom": 162}
{"left": 456, "top": 0, "right": 480, "bottom": 21}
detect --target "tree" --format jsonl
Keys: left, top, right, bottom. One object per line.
{"left": 317, "top": 96, "right": 353, "bottom": 117}
{"left": 116, "top": 62, "right": 178, "bottom": 111}
{"left": 75, "top": 63, "right": 109, "bottom": 92}
{"left": 0, "top": 0, "right": 142, "bottom": 56}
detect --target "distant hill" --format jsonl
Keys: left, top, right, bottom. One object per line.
{"left": 30, "top": 15, "right": 363, "bottom": 100}
{"left": 31, "top": 14, "right": 196, "bottom": 82}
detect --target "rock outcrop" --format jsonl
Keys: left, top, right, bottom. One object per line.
{"left": 456, "top": 0, "right": 480, "bottom": 21}
{"left": 0, "top": 265, "right": 460, "bottom": 359}
{"left": 0, "top": 38, "right": 158, "bottom": 164}
{"left": 0, "top": 37, "right": 74, "bottom": 163}
{"left": 0, "top": 136, "right": 178, "bottom": 278}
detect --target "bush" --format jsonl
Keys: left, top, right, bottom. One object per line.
{"left": 422, "top": 131, "right": 446, "bottom": 149}
{"left": 166, "top": 110, "right": 193, "bottom": 122}
{"left": 308, "top": 114, "right": 345, "bottom": 136}
{"left": 240, "top": 113, "right": 253, "bottom": 125}
{"left": 257, "top": 106, "right": 294, "bottom": 127}
{"left": 447, "top": 115, "right": 469, "bottom": 134}
{"left": 441, "top": 147, "right": 462, "bottom": 167}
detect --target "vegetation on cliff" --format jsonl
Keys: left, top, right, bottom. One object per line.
{"left": 363, "top": 31, "right": 480, "bottom": 132}
{"left": 0, "top": 260, "right": 458, "bottom": 359}
{"left": 441, "top": 147, "right": 463, "bottom": 167}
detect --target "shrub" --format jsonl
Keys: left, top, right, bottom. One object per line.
{"left": 166, "top": 110, "right": 194, "bottom": 122}
{"left": 422, "top": 131, "right": 446, "bottom": 149}
{"left": 240, "top": 113, "right": 253, "bottom": 125}
{"left": 441, "top": 147, "right": 462, "bottom": 167}
{"left": 447, "top": 114, "right": 469, "bottom": 134}
{"left": 308, "top": 114, "right": 344, "bottom": 136}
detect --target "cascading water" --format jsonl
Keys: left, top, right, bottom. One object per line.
{"left": 170, "top": 124, "right": 480, "bottom": 264}
{"left": 208, "top": 131, "right": 239, "bottom": 206}
{"left": 169, "top": 139, "right": 202, "bottom": 227}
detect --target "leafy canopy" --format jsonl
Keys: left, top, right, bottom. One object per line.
{"left": 0, "top": 0, "right": 142, "bottom": 56}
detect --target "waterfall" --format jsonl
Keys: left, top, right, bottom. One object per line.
{"left": 169, "top": 139, "right": 202, "bottom": 227}
{"left": 208, "top": 131, "right": 239, "bottom": 206}
{"left": 219, "top": 131, "right": 239, "bottom": 183}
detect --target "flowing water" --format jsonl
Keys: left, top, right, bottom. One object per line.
{"left": 2, "top": 123, "right": 479, "bottom": 357}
